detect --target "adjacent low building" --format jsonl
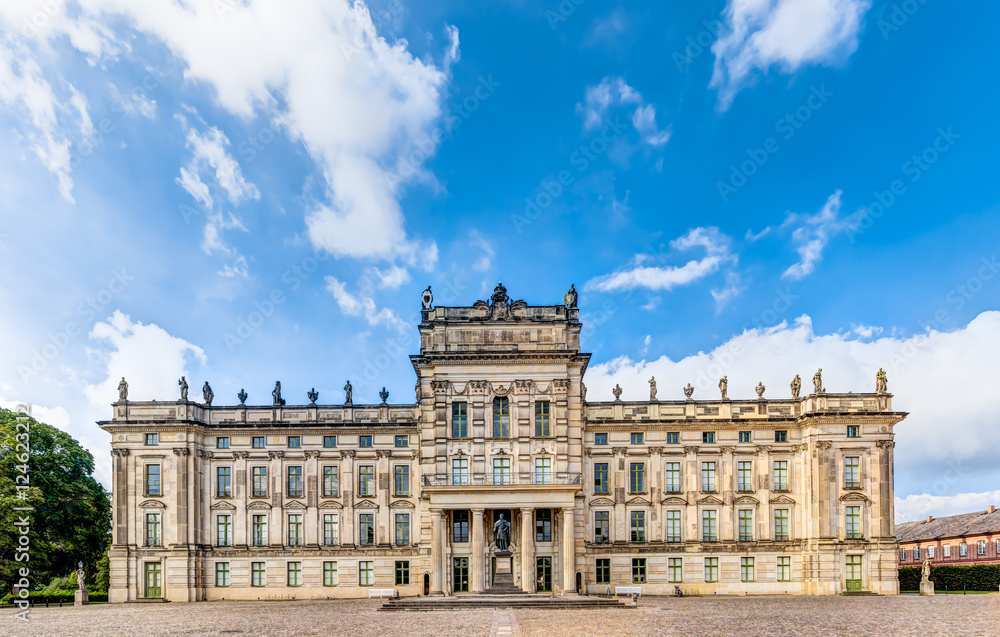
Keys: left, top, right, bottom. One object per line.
{"left": 100, "top": 283, "right": 907, "bottom": 602}
{"left": 897, "top": 507, "right": 1000, "bottom": 567}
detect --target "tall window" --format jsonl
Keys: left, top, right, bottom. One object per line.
{"left": 534, "top": 458, "right": 551, "bottom": 484}
{"left": 253, "top": 436, "right": 266, "bottom": 448}
{"left": 394, "top": 465, "right": 410, "bottom": 496}
{"left": 665, "top": 510, "right": 681, "bottom": 542}
{"left": 900, "top": 548, "right": 907, "bottom": 561}
{"left": 493, "top": 457, "right": 511, "bottom": 485}
{"left": 594, "top": 511, "right": 609, "bottom": 543}
{"left": 632, "top": 558, "right": 646, "bottom": 583}
{"left": 741, "top": 557, "right": 755, "bottom": 582}
{"left": 323, "top": 514, "right": 339, "bottom": 546}
{"left": 630, "top": 511, "right": 646, "bottom": 542}
{"left": 774, "top": 509, "right": 790, "bottom": 541}
{"left": 395, "top": 513, "right": 410, "bottom": 545}
{"left": 287, "top": 562, "right": 301, "bottom": 587}
{"left": 217, "top": 514, "right": 232, "bottom": 546}
{"left": 145, "top": 464, "right": 161, "bottom": 496}
{"left": 323, "top": 561, "right": 338, "bottom": 586}
{"left": 777, "top": 556, "right": 791, "bottom": 581}
{"left": 252, "top": 515, "right": 267, "bottom": 546}
{"left": 629, "top": 462, "right": 645, "bottom": 493}
{"left": 359, "top": 465, "right": 374, "bottom": 496}
{"left": 287, "top": 466, "right": 303, "bottom": 497}
{"left": 737, "top": 461, "right": 753, "bottom": 491}
{"left": 944, "top": 544, "right": 951, "bottom": 558}
{"left": 492, "top": 397, "right": 510, "bottom": 437}
{"left": 452, "top": 458, "right": 469, "bottom": 485}
{"left": 665, "top": 462, "right": 681, "bottom": 493}
{"left": 773, "top": 461, "right": 788, "bottom": 491}
{"left": 914, "top": 546, "right": 920, "bottom": 560}
{"left": 738, "top": 510, "right": 753, "bottom": 541}
{"left": 668, "top": 558, "right": 683, "bottom": 583}
{"left": 844, "top": 457, "right": 860, "bottom": 488}
{"left": 704, "top": 557, "right": 718, "bottom": 582}
{"left": 535, "top": 401, "right": 551, "bottom": 436}
{"left": 845, "top": 506, "right": 861, "bottom": 539}
{"left": 287, "top": 514, "right": 303, "bottom": 546}
{"left": 536, "top": 509, "right": 552, "bottom": 542}
{"left": 359, "top": 561, "right": 373, "bottom": 586}
{"left": 252, "top": 466, "right": 268, "bottom": 497}
{"left": 702, "top": 510, "right": 717, "bottom": 542}
{"left": 978, "top": 540, "right": 986, "bottom": 555}
{"left": 594, "top": 463, "right": 609, "bottom": 494}
{"left": 145, "top": 513, "right": 161, "bottom": 546}
{"left": 145, "top": 433, "right": 158, "bottom": 446}
{"left": 960, "top": 542, "right": 967, "bottom": 556}
{"left": 453, "top": 510, "right": 469, "bottom": 543}
{"left": 251, "top": 562, "right": 265, "bottom": 587}
{"left": 323, "top": 466, "right": 339, "bottom": 497}
{"left": 452, "top": 402, "right": 468, "bottom": 438}
{"left": 216, "top": 466, "right": 231, "bottom": 497}
{"left": 359, "top": 513, "right": 375, "bottom": 545}
{"left": 701, "top": 462, "right": 716, "bottom": 492}
{"left": 666, "top": 432, "right": 679, "bottom": 444}
{"left": 596, "top": 558, "right": 610, "bottom": 584}
{"left": 323, "top": 435, "right": 337, "bottom": 448}
{"left": 928, "top": 545, "right": 935, "bottom": 559}
{"left": 215, "top": 562, "right": 230, "bottom": 587}
{"left": 395, "top": 561, "right": 410, "bottom": 586}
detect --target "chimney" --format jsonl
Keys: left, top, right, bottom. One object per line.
{"left": 925, "top": 516, "right": 933, "bottom": 523}
{"left": 989, "top": 505, "right": 996, "bottom": 514}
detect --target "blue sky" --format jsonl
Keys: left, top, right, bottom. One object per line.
{"left": 1, "top": 0, "right": 998, "bottom": 522}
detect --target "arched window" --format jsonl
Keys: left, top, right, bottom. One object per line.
{"left": 493, "top": 397, "right": 510, "bottom": 437}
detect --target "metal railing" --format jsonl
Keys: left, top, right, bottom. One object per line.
{"left": 422, "top": 472, "right": 582, "bottom": 487}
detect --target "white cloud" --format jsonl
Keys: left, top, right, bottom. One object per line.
{"left": 372, "top": 265, "right": 411, "bottom": 290}
{"left": 851, "top": 323, "right": 883, "bottom": 339}
{"left": 577, "top": 76, "right": 670, "bottom": 148}
{"left": 641, "top": 334, "right": 651, "bottom": 356}
{"left": 585, "top": 310, "right": 1000, "bottom": 502}
{"left": 179, "top": 122, "right": 260, "bottom": 207}
{"left": 781, "top": 190, "right": 862, "bottom": 280}
{"left": 468, "top": 230, "right": 495, "bottom": 272}
{"left": 895, "top": 491, "right": 1000, "bottom": 524}
{"left": 325, "top": 275, "right": 408, "bottom": 331}
{"left": 711, "top": 0, "right": 871, "bottom": 109}
{"left": 711, "top": 271, "right": 744, "bottom": 309}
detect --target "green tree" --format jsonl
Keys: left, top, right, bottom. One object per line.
{"left": 0, "top": 408, "right": 111, "bottom": 594}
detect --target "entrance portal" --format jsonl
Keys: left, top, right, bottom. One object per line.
{"left": 536, "top": 557, "right": 552, "bottom": 592}
{"left": 454, "top": 557, "right": 469, "bottom": 593}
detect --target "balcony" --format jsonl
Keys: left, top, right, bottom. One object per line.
{"left": 423, "top": 472, "right": 583, "bottom": 487}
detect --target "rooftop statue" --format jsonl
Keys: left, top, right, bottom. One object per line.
{"left": 238, "top": 388, "right": 248, "bottom": 405}
{"left": 308, "top": 388, "right": 319, "bottom": 405}
{"left": 755, "top": 382, "right": 766, "bottom": 398}
{"left": 118, "top": 377, "right": 128, "bottom": 401}
{"left": 563, "top": 283, "right": 578, "bottom": 308}
{"left": 178, "top": 376, "right": 188, "bottom": 401}
{"left": 791, "top": 374, "right": 801, "bottom": 399}
{"left": 813, "top": 369, "right": 824, "bottom": 394}
{"left": 344, "top": 380, "right": 353, "bottom": 405}
{"left": 273, "top": 381, "right": 285, "bottom": 406}
{"left": 876, "top": 368, "right": 888, "bottom": 393}
{"left": 683, "top": 383, "right": 694, "bottom": 399}
{"left": 421, "top": 286, "right": 433, "bottom": 310}
{"left": 203, "top": 382, "right": 214, "bottom": 406}
{"left": 719, "top": 376, "right": 728, "bottom": 400}
{"left": 649, "top": 377, "right": 657, "bottom": 401}
{"left": 612, "top": 383, "right": 623, "bottom": 401}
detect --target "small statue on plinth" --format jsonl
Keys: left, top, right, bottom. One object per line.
{"left": 719, "top": 375, "right": 728, "bottom": 400}
{"left": 791, "top": 374, "right": 801, "bottom": 399}
{"left": 203, "top": 381, "right": 214, "bottom": 406}
{"left": 75, "top": 561, "right": 89, "bottom": 606}
{"left": 493, "top": 514, "right": 511, "bottom": 552}
{"left": 178, "top": 376, "right": 189, "bottom": 401}
{"left": 344, "top": 380, "right": 353, "bottom": 405}
{"left": 919, "top": 559, "right": 935, "bottom": 596}
{"left": 876, "top": 368, "right": 888, "bottom": 393}
{"left": 649, "top": 376, "right": 657, "bottom": 401}
{"left": 118, "top": 377, "right": 128, "bottom": 401}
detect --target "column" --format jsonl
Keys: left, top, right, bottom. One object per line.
{"left": 562, "top": 507, "right": 576, "bottom": 594}
{"left": 520, "top": 507, "right": 534, "bottom": 592}
{"left": 430, "top": 509, "right": 444, "bottom": 595}
{"left": 471, "top": 509, "right": 485, "bottom": 593}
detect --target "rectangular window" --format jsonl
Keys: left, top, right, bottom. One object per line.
{"left": 395, "top": 513, "right": 410, "bottom": 546}
{"left": 534, "top": 458, "right": 551, "bottom": 484}
{"left": 702, "top": 510, "right": 717, "bottom": 542}
{"left": 978, "top": 540, "right": 986, "bottom": 555}
{"left": 535, "top": 401, "right": 551, "bottom": 437}
{"left": 359, "top": 561, "right": 373, "bottom": 586}
{"left": 774, "top": 509, "right": 790, "bottom": 541}
{"left": 943, "top": 544, "right": 951, "bottom": 558}
{"left": 664, "top": 462, "right": 681, "bottom": 493}
{"left": 145, "top": 464, "right": 161, "bottom": 496}
{"left": 493, "top": 457, "right": 511, "bottom": 485}
{"left": 492, "top": 397, "right": 510, "bottom": 438}
{"left": 217, "top": 514, "right": 232, "bottom": 546}
{"left": 960, "top": 542, "right": 967, "bottom": 556}
{"left": 737, "top": 461, "right": 753, "bottom": 491}
{"left": 738, "top": 431, "right": 751, "bottom": 443}
{"left": 594, "top": 433, "right": 608, "bottom": 445}
{"left": 453, "top": 510, "right": 469, "bottom": 543}
{"left": 253, "top": 436, "right": 266, "bottom": 448}
{"left": 359, "top": 435, "right": 373, "bottom": 448}
{"left": 323, "top": 435, "right": 337, "bottom": 448}
{"left": 323, "top": 561, "right": 338, "bottom": 586}
{"left": 216, "top": 466, "right": 230, "bottom": 497}
{"left": 665, "top": 510, "right": 681, "bottom": 542}
{"left": 394, "top": 465, "right": 410, "bottom": 496}
{"left": 741, "top": 557, "right": 755, "bottom": 582}
{"left": 287, "top": 561, "right": 301, "bottom": 587}
{"left": 704, "top": 557, "right": 719, "bottom": 582}
{"left": 630, "top": 511, "right": 646, "bottom": 542}
{"left": 452, "top": 402, "right": 468, "bottom": 438}
{"left": 287, "top": 514, "right": 303, "bottom": 546}
{"left": 774, "top": 430, "right": 787, "bottom": 443}
{"left": 846, "top": 425, "right": 860, "bottom": 438}
{"left": 359, "top": 465, "right": 374, "bottom": 496}
{"left": 777, "top": 556, "right": 791, "bottom": 582}
{"left": 701, "top": 462, "right": 717, "bottom": 492}
{"left": 631, "top": 432, "right": 643, "bottom": 444}
{"left": 845, "top": 457, "right": 860, "bottom": 488}
{"left": 666, "top": 432, "right": 679, "bottom": 444}
{"left": 702, "top": 432, "right": 715, "bottom": 444}
{"left": 900, "top": 548, "right": 906, "bottom": 561}
{"left": 845, "top": 506, "right": 861, "bottom": 539}
{"left": 252, "top": 515, "right": 268, "bottom": 546}
{"left": 323, "top": 514, "right": 339, "bottom": 546}
{"left": 773, "top": 461, "right": 788, "bottom": 491}
{"left": 997, "top": 540, "right": 1000, "bottom": 555}
{"left": 395, "top": 560, "right": 410, "bottom": 586}
{"left": 359, "top": 513, "right": 375, "bottom": 545}
{"left": 596, "top": 558, "right": 610, "bottom": 584}
{"left": 215, "top": 562, "right": 230, "bottom": 587}
{"left": 536, "top": 509, "right": 552, "bottom": 542}
{"left": 594, "top": 463, "right": 609, "bottom": 494}
{"left": 738, "top": 509, "right": 753, "bottom": 542}
{"left": 252, "top": 466, "right": 268, "bottom": 497}
{"left": 629, "top": 462, "right": 645, "bottom": 494}
{"left": 287, "top": 436, "right": 301, "bottom": 448}
{"left": 395, "top": 435, "right": 408, "bottom": 447}
{"left": 145, "top": 433, "right": 158, "bottom": 446}
{"left": 594, "top": 511, "right": 609, "bottom": 543}
{"left": 668, "top": 558, "right": 683, "bottom": 583}
{"left": 914, "top": 547, "right": 920, "bottom": 561}
{"left": 251, "top": 562, "right": 266, "bottom": 587}
{"left": 145, "top": 513, "right": 161, "bottom": 546}
{"left": 323, "top": 466, "right": 339, "bottom": 497}
{"left": 452, "top": 458, "right": 469, "bottom": 485}
{"left": 287, "top": 466, "right": 303, "bottom": 497}
{"left": 632, "top": 558, "right": 646, "bottom": 583}
{"left": 928, "top": 545, "right": 935, "bottom": 559}
{"left": 216, "top": 437, "right": 230, "bottom": 449}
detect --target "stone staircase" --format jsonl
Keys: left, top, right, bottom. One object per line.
{"left": 379, "top": 594, "right": 626, "bottom": 611}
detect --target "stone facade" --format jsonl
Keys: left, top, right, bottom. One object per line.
{"left": 99, "top": 285, "right": 906, "bottom": 602}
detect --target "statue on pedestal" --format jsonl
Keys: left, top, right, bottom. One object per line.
{"left": 564, "top": 284, "right": 578, "bottom": 308}
{"left": 719, "top": 376, "right": 728, "bottom": 400}
{"left": 493, "top": 514, "right": 511, "bottom": 552}
{"left": 272, "top": 381, "right": 285, "bottom": 406}
{"left": 813, "top": 369, "right": 824, "bottom": 394}
{"left": 791, "top": 374, "right": 801, "bottom": 399}
{"left": 178, "top": 376, "right": 189, "bottom": 401}
{"left": 344, "top": 380, "right": 353, "bottom": 405}
{"left": 118, "top": 377, "right": 128, "bottom": 401}
{"left": 876, "top": 368, "right": 888, "bottom": 393}
{"left": 202, "top": 382, "right": 214, "bottom": 406}
{"left": 75, "top": 561, "right": 89, "bottom": 606}
{"left": 919, "top": 558, "right": 935, "bottom": 596}
{"left": 649, "top": 377, "right": 657, "bottom": 401}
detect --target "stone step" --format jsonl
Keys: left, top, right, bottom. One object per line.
{"left": 379, "top": 596, "right": 626, "bottom": 611}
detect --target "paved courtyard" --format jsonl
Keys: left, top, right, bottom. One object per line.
{"left": 3, "top": 595, "right": 998, "bottom": 637}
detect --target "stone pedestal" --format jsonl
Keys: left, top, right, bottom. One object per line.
{"left": 75, "top": 590, "right": 89, "bottom": 606}
{"left": 919, "top": 581, "right": 935, "bottom": 596}
{"left": 486, "top": 551, "right": 518, "bottom": 594}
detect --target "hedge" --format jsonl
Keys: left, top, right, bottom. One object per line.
{"left": 1, "top": 591, "right": 109, "bottom": 605}
{"left": 899, "top": 565, "right": 1000, "bottom": 591}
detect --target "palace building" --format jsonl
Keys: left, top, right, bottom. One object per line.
{"left": 100, "top": 282, "right": 906, "bottom": 602}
